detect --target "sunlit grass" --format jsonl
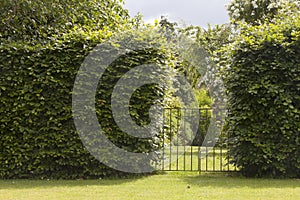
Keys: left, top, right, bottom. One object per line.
{"left": 158, "top": 146, "right": 237, "bottom": 172}
{"left": 1, "top": 172, "right": 299, "bottom": 200}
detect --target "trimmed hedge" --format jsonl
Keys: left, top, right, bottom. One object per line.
{"left": 223, "top": 16, "right": 300, "bottom": 178}
{"left": 0, "top": 31, "right": 107, "bottom": 179}
{"left": 0, "top": 24, "right": 179, "bottom": 178}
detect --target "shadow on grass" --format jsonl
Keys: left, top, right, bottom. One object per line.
{"left": 178, "top": 172, "right": 300, "bottom": 189}
{"left": 0, "top": 173, "right": 155, "bottom": 189}
{"left": 1, "top": 171, "right": 299, "bottom": 190}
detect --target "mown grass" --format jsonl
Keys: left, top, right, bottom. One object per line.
{"left": 158, "top": 146, "right": 237, "bottom": 171}
{"left": 0, "top": 172, "right": 299, "bottom": 200}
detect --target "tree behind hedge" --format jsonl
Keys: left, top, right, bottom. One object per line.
{"left": 0, "top": 0, "right": 128, "bottom": 43}
{"left": 227, "top": 0, "right": 300, "bottom": 25}
{"left": 222, "top": 14, "right": 300, "bottom": 178}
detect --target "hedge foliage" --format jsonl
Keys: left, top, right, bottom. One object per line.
{"left": 223, "top": 15, "right": 300, "bottom": 178}
{"left": 0, "top": 22, "right": 184, "bottom": 178}
{"left": 1, "top": 30, "right": 109, "bottom": 179}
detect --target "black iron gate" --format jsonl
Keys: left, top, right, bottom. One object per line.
{"left": 157, "top": 107, "right": 237, "bottom": 172}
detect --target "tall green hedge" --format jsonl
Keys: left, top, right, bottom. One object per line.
{"left": 0, "top": 24, "right": 179, "bottom": 178}
{"left": 223, "top": 16, "right": 300, "bottom": 178}
{"left": 1, "top": 31, "right": 106, "bottom": 179}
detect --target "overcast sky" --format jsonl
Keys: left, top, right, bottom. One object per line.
{"left": 124, "top": 0, "right": 231, "bottom": 27}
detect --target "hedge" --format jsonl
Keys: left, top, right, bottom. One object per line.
{"left": 223, "top": 16, "right": 300, "bottom": 178}
{"left": 0, "top": 24, "right": 180, "bottom": 178}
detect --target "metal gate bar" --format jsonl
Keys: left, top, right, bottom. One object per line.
{"left": 159, "top": 107, "right": 237, "bottom": 172}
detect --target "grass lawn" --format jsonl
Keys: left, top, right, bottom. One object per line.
{"left": 161, "top": 146, "right": 237, "bottom": 171}
{"left": 0, "top": 172, "right": 299, "bottom": 200}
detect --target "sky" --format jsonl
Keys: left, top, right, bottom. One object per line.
{"left": 124, "top": 0, "right": 231, "bottom": 27}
